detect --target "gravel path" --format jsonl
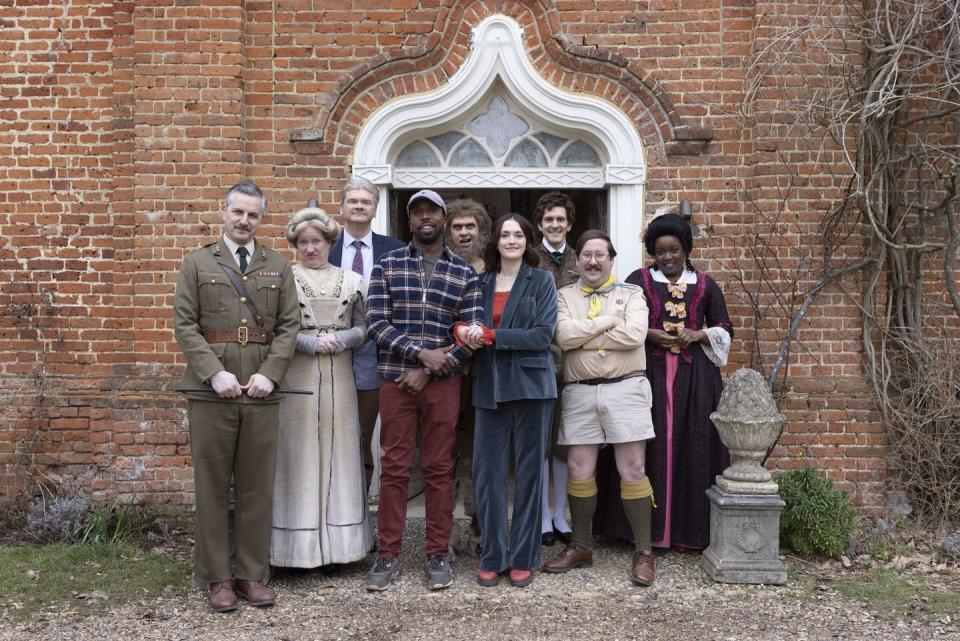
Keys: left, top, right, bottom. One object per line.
{"left": 3, "top": 518, "right": 958, "bottom": 641}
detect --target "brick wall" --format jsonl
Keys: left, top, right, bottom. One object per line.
{"left": 0, "top": 0, "right": 898, "bottom": 514}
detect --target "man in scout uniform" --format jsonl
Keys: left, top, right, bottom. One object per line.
{"left": 174, "top": 179, "right": 300, "bottom": 612}
{"left": 543, "top": 230, "right": 657, "bottom": 586}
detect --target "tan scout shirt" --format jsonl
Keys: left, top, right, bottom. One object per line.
{"left": 555, "top": 280, "right": 648, "bottom": 384}
{"left": 174, "top": 237, "right": 300, "bottom": 403}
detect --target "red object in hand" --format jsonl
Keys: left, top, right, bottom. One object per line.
{"left": 480, "top": 326, "right": 496, "bottom": 344}
{"left": 453, "top": 321, "right": 495, "bottom": 346}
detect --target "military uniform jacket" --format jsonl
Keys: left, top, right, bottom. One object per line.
{"left": 174, "top": 238, "right": 300, "bottom": 403}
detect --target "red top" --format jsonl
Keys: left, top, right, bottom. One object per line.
{"left": 492, "top": 291, "right": 510, "bottom": 328}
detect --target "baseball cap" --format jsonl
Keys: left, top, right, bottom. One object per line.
{"left": 406, "top": 189, "right": 447, "bottom": 215}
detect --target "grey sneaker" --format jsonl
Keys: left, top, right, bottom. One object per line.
{"left": 425, "top": 554, "right": 453, "bottom": 590}
{"left": 366, "top": 557, "right": 401, "bottom": 591}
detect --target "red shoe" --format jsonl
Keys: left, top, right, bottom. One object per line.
{"left": 508, "top": 568, "right": 533, "bottom": 587}
{"left": 476, "top": 568, "right": 501, "bottom": 587}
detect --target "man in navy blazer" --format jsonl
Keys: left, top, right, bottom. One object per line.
{"left": 330, "top": 177, "right": 405, "bottom": 491}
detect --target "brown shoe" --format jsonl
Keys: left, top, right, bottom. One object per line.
{"left": 208, "top": 580, "right": 237, "bottom": 613}
{"left": 631, "top": 550, "right": 656, "bottom": 586}
{"left": 234, "top": 579, "right": 275, "bottom": 607}
{"left": 542, "top": 544, "right": 593, "bottom": 573}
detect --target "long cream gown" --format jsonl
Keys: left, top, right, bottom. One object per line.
{"left": 271, "top": 263, "right": 373, "bottom": 567}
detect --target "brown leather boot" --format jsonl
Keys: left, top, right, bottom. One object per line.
{"left": 542, "top": 544, "right": 593, "bottom": 573}
{"left": 234, "top": 579, "right": 275, "bottom": 607}
{"left": 630, "top": 550, "right": 656, "bottom": 586}
{"left": 208, "top": 580, "right": 237, "bottom": 613}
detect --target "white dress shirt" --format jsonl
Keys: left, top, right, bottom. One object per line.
{"left": 542, "top": 238, "right": 567, "bottom": 254}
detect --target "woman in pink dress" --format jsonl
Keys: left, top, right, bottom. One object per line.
{"left": 594, "top": 214, "right": 732, "bottom": 549}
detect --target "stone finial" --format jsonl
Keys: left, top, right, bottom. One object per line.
{"left": 714, "top": 369, "right": 783, "bottom": 423}
{"left": 710, "top": 368, "right": 785, "bottom": 494}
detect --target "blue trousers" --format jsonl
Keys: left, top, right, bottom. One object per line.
{"left": 473, "top": 398, "right": 553, "bottom": 572}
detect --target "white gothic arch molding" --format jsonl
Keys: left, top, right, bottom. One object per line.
{"left": 352, "top": 13, "right": 647, "bottom": 271}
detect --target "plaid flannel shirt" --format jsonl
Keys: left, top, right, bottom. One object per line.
{"left": 366, "top": 242, "right": 483, "bottom": 382}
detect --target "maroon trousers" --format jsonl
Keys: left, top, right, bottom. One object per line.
{"left": 377, "top": 376, "right": 460, "bottom": 558}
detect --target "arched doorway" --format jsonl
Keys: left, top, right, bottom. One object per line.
{"left": 352, "top": 14, "right": 647, "bottom": 270}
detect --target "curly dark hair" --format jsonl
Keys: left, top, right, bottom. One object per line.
{"left": 643, "top": 213, "right": 695, "bottom": 272}
{"left": 533, "top": 191, "right": 576, "bottom": 227}
{"left": 483, "top": 214, "right": 541, "bottom": 273}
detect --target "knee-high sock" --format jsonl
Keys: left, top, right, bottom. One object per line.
{"left": 540, "top": 458, "right": 553, "bottom": 533}
{"left": 552, "top": 457, "right": 570, "bottom": 532}
{"left": 621, "top": 477, "right": 655, "bottom": 552}
{"left": 568, "top": 477, "right": 598, "bottom": 550}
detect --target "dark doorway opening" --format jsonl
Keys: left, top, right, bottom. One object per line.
{"left": 389, "top": 188, "right": 607, "bottom": 246}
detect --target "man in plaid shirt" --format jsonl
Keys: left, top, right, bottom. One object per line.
{"left": 365, "top": 189, "right": 482, "bottom": 592}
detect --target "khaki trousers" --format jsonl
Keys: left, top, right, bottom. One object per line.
{"left": 188, "top": 399, "right": 279, "bottom": 583}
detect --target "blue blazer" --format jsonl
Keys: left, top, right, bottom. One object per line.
{"left": 330, "top": 230, "right": 406, "bottom": 390}
{"left": 329, "top": 231, "right": 405, "bottom": 268}
{"left": 471, "top": 265, "right": 558, "bottom": 410}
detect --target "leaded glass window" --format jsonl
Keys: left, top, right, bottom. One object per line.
{"left": 394, "top": 95, "right": 603, "bottom": 171}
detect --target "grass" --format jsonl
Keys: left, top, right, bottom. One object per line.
{"left": 831, "top": 568, "right": 960, "bottom": 617}
{"left": 0, "top": 542, "right": 191, "bottom": 618}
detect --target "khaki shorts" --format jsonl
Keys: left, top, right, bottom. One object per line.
{"left": 559, "top": 376, "right": 655, "bottom": 445}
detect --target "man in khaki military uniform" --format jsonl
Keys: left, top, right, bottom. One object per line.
{"left": 174, "top": 180, "right": 299, "bottom": 612}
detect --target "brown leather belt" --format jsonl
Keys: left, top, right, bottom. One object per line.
{"left": 202, "top": 327, "right": 273, "bottom": 346}
{"left": 574, "top": 372, "right": 644, "bottom": 386}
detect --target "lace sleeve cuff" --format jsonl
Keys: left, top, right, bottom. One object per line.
{"left": 702, "top": 326, "right": 731, "bottom": 368}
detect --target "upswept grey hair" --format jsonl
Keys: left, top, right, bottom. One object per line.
{"left": 340, "top": 176, "right": 379, "bottom": 207}
{"left": 286, "top": 207, "right": 341, "bottom": 245}
{"left": 225, "top": 179, "right": 267, "bottom": 212}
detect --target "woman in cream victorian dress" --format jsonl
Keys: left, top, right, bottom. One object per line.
{"left": 271, "top": 207, "right": 373, "bottom": 567}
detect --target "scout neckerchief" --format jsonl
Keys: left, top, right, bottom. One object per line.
{"left": 579, "top": 273, "right": 617, "bottom": 318}
{"left": 579, "top": 273, "right": 617, "bottom": 357}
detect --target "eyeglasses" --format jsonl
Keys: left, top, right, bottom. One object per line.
{"left": 580, "top": 252, "right": 609, "bottom": 261}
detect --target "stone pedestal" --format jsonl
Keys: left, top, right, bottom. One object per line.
{"left": 701, "top": 486, "right": 787, "bottom": 585}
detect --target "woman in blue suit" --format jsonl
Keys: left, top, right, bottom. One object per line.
{"left": 456, "top": 214, "right": 558, "bottom": 588}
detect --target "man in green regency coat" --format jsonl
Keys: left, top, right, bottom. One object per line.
{"left": 174, "top": 180, "right": 299, "bottom": 612}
